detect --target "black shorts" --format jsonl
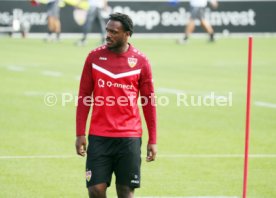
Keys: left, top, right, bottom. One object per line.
{"left": 86, "top": 135, "right": 142, "bottom": 188}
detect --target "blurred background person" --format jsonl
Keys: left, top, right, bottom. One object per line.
{"left": 45, "top": 0, "right": 61, "bottom": 41}
{"left": 76, "top": 0, "right": 108, "bottom": 46}
{"left": 178, "top": 0, "right": 218, "bottom": 44}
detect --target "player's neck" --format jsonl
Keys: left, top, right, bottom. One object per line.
{"left": 110, "top": 43, "right": 129, "bottom": 54}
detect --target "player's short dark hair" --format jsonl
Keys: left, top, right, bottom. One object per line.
{"left": 108, "top": 13, "right": 133, "bottom": 36}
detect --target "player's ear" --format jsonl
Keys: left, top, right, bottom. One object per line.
{"left": 125, "top": 31, "right": 131, "bottom": 37}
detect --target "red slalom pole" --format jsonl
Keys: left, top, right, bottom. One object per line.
{"left": 242, "top": 36, "right": 253, "bottom": 198}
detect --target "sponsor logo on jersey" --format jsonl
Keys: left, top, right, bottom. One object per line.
{"left": 98, "top": 79, "right": 105, "bottom": 87}
{"left": 86, "top": 170, "right": 92, "bottom": 182}
{"left": 128, "top": 57, "right": 138, "bottom": 68}
{"left": 97, "top": 79, "right": 133, "bottom": 90}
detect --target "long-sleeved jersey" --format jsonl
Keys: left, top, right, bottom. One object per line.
{"left": 76, "top": 44, "right": 156, "bottom": 144}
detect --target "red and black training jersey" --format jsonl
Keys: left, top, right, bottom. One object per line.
{"left": 76, "top": 44, "right": 156, "bottom": 144}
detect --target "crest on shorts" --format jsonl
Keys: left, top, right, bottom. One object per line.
{"left": 128, "top": 57, "right": 138, "bottom": 68}
{"left": 86, "top": 170, "right": 92, "bottom": 182}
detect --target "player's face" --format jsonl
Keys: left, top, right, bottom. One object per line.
{"left": 105, "top": 20, "right": 130, "bottom": 50}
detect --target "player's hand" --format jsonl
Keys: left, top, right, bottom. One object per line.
{"left": 146, "top": 144, "right": 157, "bottom": 162}
{"left": 75, "top": 136, "right": 87, "bottom": 157}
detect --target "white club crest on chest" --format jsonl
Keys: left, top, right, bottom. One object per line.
{"left": 128, "top": 57, "right": 138, "bottom": 68}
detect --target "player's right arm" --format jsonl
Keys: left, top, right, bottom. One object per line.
{"left": 209, "top": 0, "right": 218, "bottom": 9}
{"left": 75, "top": 54, "right": 94, "bottom": 157}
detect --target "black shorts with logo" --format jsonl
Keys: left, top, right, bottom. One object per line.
{"left": 86, "top": 135, "right": 141, "bottom": 188}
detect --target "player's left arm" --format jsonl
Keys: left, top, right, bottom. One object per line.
{"left": 139, "top": 58, "right": 157, "bottom": 162}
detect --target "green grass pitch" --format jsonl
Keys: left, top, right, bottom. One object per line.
{"left": 0, "top": 36, "right": 275, "bottom": 198}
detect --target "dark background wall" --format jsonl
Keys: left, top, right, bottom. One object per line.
{"left": 0, "top": 0, "right": 275, "bottom": 33}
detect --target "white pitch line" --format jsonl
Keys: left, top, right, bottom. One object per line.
{"left": 156, "top": 87, "right": 186, "bottom": 95}
{"left": 135, "top": 196, "right": 239, "bottom": 198}
{"left": 156, "top": 87, "right": 230, "bottom": 97}
{"left": 255, "top": 101, "right": 276, "bottom": 109}
{"left": 0, "top": 155, "right": 75, "bottom": 159}
{"left": 24, "top": 91, "right": 76, "bottom": 96}
{"left": 1, "top": 154, "right": 276, "bottom": 160}
{"left": 75, "top": 75, "right": 81, "bottom": 81}
{"left": 158, "top": 154, "right": 276, "bottom": 158}
{"left": 41, "top": 70, "right": 63, "bottom": 77}
{"left": 7, "top": 65, "right": 25, "bottom": 72}
{"left": 24, "top": 91, "right": 47, "bottom": 96}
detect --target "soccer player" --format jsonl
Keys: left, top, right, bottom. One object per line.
{"left": 178, "top": 0, "right": 218, "bottom": 43}
{"left": 45, "top": 0, "right": 61, "bottom": 41}
{"left": 75, "top": 13, "right": 157, "bottom": 198}
{"left": 76, "top": 0, "right": 108, "bottom": 46}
